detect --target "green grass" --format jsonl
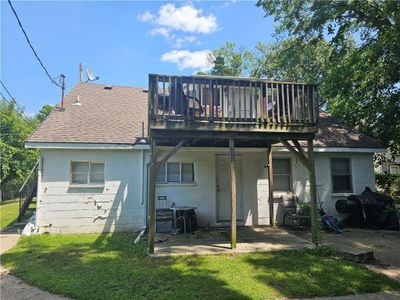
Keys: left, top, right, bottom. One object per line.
{"left": 0, "top": 200, "right": 36, "bottom": 230}
{"left": 1, "top": 233, "right": 399, "bottom": 300}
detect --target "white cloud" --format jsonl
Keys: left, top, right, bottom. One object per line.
{"left": 157, "top": 3, "right": 217, "bottom": 34}
{"left": 138, "top": 3, "right": 217, "bottom": 34}
{"left": 161, "top": 50, "right": 212, "bottom": 71}
{"left": 173, "top": 35, "right": 199, "bottom": 49}
{"left": 137, "top": 11, "right": 154, "bottom": 22}
{"left": 219, "top": 0, "right": 236, "bottom": 9}
{"left": 150, "top": 27, "right": 170, "bottom": 39}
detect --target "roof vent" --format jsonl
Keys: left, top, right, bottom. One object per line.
{"left": 104, "top": 85, "right": 113, "bottom": 90}
{"left": 73, "top": 95, "right": 81, "bottom": 106}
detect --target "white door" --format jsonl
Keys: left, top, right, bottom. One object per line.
{"left": 216, "top": 155, "right": 243, "bottom": 222}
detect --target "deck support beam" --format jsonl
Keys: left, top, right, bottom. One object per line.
{"left": 147, "top": 139, "right": 186, "bottom": 255}
{"left": 147, "top": 139, "right": 157, "bottom": 255}
{"left": 280, "top": 138, "right": 320, "bottom": 246}
{"left": 307, "top": 138, "right": 320, "bottom": 246}
{"left": 267, "top": 147, "right": 275, "bottom": 226}
{"left": 229, "top": 138, "right": 237, "bottom": 250}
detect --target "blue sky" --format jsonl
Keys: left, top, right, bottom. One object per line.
{"left": 1, "top": 1, "right": 276, "bottom": 114}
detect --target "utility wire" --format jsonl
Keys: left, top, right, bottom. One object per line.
{"left": 0, "top": 92, "right": 31, "bottom": 122}
{"left": 0, "top": 80, "right": 14, "bottom": 99}
{"left": 0, "top": 92, "right": 8, "bottom": 102}
{"left": 7, "top": 0, "right": 62, "bottom": 88}
{"left": 0, "top": 80, "right": 30, "bottom": 120}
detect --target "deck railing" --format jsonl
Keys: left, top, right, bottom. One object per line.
{"left": 148, "top": 74, "right": 318, "bottom": 129}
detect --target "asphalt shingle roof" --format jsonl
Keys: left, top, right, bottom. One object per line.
{"left": 27, "top": 83, "right": 148, "bottom": 145}
{"left": 27, "top": 83, "right": 384, "bottom": 149}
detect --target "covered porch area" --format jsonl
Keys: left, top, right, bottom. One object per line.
{"left": 147, "top": 74, "right": 321, "bottom": 254}
{"left": 154, "top": 226, "right": 313, "bottom": 256}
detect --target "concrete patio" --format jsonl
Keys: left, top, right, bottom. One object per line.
{"left": 154, "top": 226, "right": 313, "bottom": 256}
{"left": 293, "top": 228, "right": 400, "bottom": 283}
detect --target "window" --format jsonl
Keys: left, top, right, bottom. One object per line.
{"left": 156, "top": 162, "right": 195, "bottom": 183}
{"left": 331, "top": 158, "right": 352, "bottom": 193}
{"left": 71, "top": 161, "right": 105, "bottom": 185}
{"left": 272, "top": 159, "right": 291, "bottom": 191}
{"left": 167, "top": 163, "right": 180, "bottom": 182}
{"left": 389, "top": 165, "right": 400, "bottom": 175}
{"left": 181, "top": 163, "right": 194, "bottom": 182}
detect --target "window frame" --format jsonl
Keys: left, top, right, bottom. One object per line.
{"left": 156, "top": 162, "right": 195, "bottom": 184}
{"left": 389, "top": 165, "right": 400, "bottom": 175}
{"left": 70, "top": 160, "right": 105, "bottom": 187}
{"left": 330, "top": 157, "right": 353, "bottom": 193}
{"left": 272, "top": 158, "right": 292, "bottom": 192}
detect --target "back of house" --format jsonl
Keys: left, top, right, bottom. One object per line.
{"left": 26, "top": 76, "right": 385, "bottom": 234}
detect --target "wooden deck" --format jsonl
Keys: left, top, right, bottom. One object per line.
{"left": 148, "top": 74, "right": 319, "bottom": 138}
{"left": 146, "top": 74, "right": 322, "bottom": 254}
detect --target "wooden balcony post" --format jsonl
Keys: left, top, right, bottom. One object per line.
{"left": 229, "top": 138, "right": 237, "bottom": 250}
{"left": 267, "top": 146, "right": 275, "bottom": 226}
{"left": 147, "top": 139, "right": 186, "bottom": 255}
{"left": 307, "top": 138, "right": 320, "bottom": 246}
{"left": 147, "top": 139, "right": 157, "bottom": 255}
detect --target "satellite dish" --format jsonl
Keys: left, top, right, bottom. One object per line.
{"left": 85, "top": 67, "right": 100, "bottom": 82}
{"left": 87, "top": 68, "right": 94, "bottom": 81}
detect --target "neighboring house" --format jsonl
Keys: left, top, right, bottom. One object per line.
{"left": 375, "top": 151, "right": 400, "bottom": 175}
{"left": 26, "top": 77, "right": 385, "bottom": 234}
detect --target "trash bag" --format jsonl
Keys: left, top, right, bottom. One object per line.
{"left": 21, "top": 213, "right": 37, "bottom": 236}
{"left": 335, "top": 187, "right": 399, "bottom": 230}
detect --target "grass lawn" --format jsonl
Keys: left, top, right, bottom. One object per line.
{"left": 0, "top": 200, "right": 36, "bottom": 230}
{"left": 1, "top": 233, "right": 399, "bottom": 300}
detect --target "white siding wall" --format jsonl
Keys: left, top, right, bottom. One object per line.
{"left": 155, "top": 149, "right": 267, "bottom": 227}
{"left": 155, "top": 150, "right": 216, "bottom": 227}
{"left": 37, "top": 149, "right": 147, "bottom": 234}
{"left": 286, "top": 152, "right": 376, "bottom": 218}
{"left": 156, "top": 149, "right": 377, "bottom": 226}
{"left": 36, "top": 147, "right": 376, "bottom": 233}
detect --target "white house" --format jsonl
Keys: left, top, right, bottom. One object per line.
{"left": 375, "top": 150, "right": 400, "bottom": 175}
{"left": 26, "top": 79, "right": 385, "bottom": 234}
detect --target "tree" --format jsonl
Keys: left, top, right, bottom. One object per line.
{"left": 256, "top": 0, "right": 400, "bottom": 155}
{"left": 35, "top": 104, "right": 54, "bottom": 124}
{"left": 208, "top": 42, "right": 253, "bottom": 77}
{"left": 0, "top": 99, "right": 53, "bottom": 200}
{"left": 209, "top": 39, "right": 332, "bottom": 81}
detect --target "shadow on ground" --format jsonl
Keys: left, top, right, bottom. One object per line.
{"left": 1, "top": 233, "right": 399, "bottom": 300}
{"left": 1, "top": 233, "right": 249, "bottom": 300}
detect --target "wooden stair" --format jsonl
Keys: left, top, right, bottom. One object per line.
{"left": 18, "top": 160, "right": 39, "bottom": 221}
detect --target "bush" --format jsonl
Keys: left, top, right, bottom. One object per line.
{"left": 376, "top": 173, "right": 400, "bottom": 204}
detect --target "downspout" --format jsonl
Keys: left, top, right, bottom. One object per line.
{"left": 135, "top": 149, "right": 149, "bottom": 244}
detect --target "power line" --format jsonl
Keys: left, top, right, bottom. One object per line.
{"left": 7, "top": 0, "right": 62, "bottom": 88}
{"left": 0, "top": 80, "right": 30, "bottom": 119}
{"left": 0, "top": 92, "right": 31, "bottom": 122}
{"left": 0, "top": 80, "right": 14, "bottom": 99}
{"left": 0, "top": 92, "right": 8, "bottom": 101}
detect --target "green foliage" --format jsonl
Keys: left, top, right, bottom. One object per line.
{"left": 208, "top": 42, "right": 254, "bottom": 77}
{"left": 300, "top": 201, "right": 311, "bottom": 216}
{"left": 210, "top": 2, "right": 400, "bottom": 156}
{"left": 1, "top": 99, "right": 53, "bottom": 200}
{"left": 2, "top": 233, "right": 398, "bottom": 299}
{"left": 35, "top": 104, "right": 54, "bottom": 124}
{"left": 376, "top": 173, "right": 400, "bottom": 203}
{"left": 256, "top": 0, "right": 400, "bottom": 156}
